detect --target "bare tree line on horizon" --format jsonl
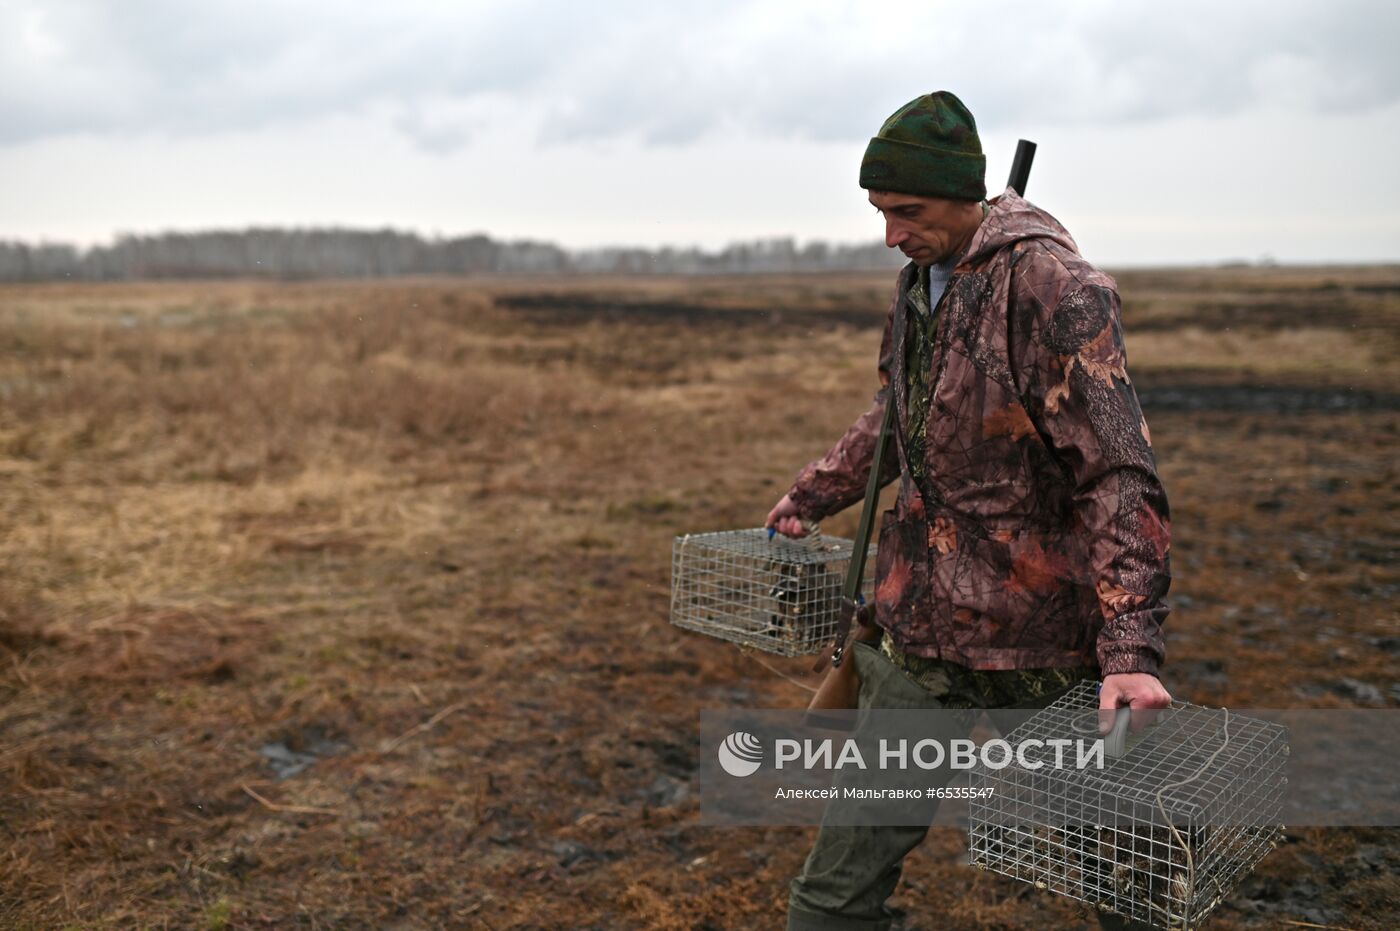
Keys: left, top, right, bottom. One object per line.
{"left": 0, "top": 228, "right": 906, "bottom": 281}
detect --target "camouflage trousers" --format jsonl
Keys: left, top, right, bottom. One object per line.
{"left": 878, "top": 631, "right": 1098, "bottom": 710}
{"left": 787, "top": 634, "right": 1147, "bottom": 931}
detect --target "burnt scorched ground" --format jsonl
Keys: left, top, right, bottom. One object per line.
{"left": 0, "top": 266, "right": 1397, "bottom": 929}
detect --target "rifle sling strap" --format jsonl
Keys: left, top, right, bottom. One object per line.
{"left": 811, "top": 393, "right": 894, "bottom": 673}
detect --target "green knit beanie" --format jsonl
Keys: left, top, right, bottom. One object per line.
{"left": 859, "top": 91, "right": 986, "bottom": 201}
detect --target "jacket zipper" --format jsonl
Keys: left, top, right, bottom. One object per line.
{"left": 907, "top": 273, "right": 958, "bottom": 514}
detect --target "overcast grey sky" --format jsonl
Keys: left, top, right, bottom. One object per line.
{"left": 2, "top": 0, "right": 1397, "bottom": 264}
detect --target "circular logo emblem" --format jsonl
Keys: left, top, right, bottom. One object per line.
{"left": 717, "top": 731, "right": 764, "bottom": 777}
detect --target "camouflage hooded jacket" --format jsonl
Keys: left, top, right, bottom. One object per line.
{"left": 787, "top": 188, "right": 1170, "bottom": 677}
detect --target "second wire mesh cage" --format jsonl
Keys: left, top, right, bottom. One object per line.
{"left": 967, "top": 682, "right": 1288, "bottom": 930}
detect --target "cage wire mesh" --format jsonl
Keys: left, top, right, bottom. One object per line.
{"left": 670, "top": 527, "right": 875, "bottom": 656}
{"left": 967, "top": 681, "right": 1287, "bottom": 930}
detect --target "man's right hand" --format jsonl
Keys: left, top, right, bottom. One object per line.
{"left": 765, "top": 493, "right": 810, "bottom": 538}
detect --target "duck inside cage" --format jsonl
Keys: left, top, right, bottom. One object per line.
{"left": 670, "top": 527, "right": 875, "bottom": 656}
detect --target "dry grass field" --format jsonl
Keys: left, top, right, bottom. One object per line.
{"left": 1, "top": 266, "right": 1397, "bottom": 929}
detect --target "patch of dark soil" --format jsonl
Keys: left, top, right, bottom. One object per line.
{"left": 1294, "top": 677, "right": 1390, "bottom": 706}
{"left": 1127, "top": 298, "right": 1385, "bottom": 332}
{"left": 1287, "top": 531, "right": 1398, "bottom": 568}
{"left": 0, "top": 619, "right": 57, "bottom": 654}
{"left": 495, "top": 293, "right": 882, "bottom": 330}
{"left": 1137, "top": 383, "right": 1400, "bottom": 413}
{"left": 550, "top": 838, "right": 622, "bottom": 871}
{"left": 631, "top": 736, "right": 698, "bottom": 776}
{"left": 1165, "top": 658, "right": 1229, "bottom": 692}
{"left": 259, "top": 723, "right": 350, "bottom": 779}
{"left": 1369, "top": 636, "right": 1400, "bottom": 654}
{"left": 1228, "top": 830, "right": 1400, "bottom": 929}
{"left": 1231, "top": 876, "right": 1350, "bottom": 928}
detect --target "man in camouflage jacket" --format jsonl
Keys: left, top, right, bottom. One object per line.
{"left": 766, "top": 91, "right": 1170, "bottom": 931}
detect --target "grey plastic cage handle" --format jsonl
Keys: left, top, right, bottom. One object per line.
{"left": 1071, "top": 703, "right": 1138, "bottom": 758}
{"left": 1103, "top": 705, "right": 1133, "bottom": 758}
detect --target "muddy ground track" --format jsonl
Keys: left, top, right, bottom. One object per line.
{"left": 494, "top": 292, "right": 1400, "bottom": 413}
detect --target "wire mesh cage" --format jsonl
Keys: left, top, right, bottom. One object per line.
{"left": 670, "top": 528, "right": 875, "bottom": 656}
{"left": 967, "top": 682, "right": 1287, "bottom": 930}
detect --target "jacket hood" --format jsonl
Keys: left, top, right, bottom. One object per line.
{"left": 956, "top": 186, "right": 1079, "bottom": 270}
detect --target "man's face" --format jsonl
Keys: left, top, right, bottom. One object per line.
{"left": 867, "top": 190, "right": 978, "bottom": 267}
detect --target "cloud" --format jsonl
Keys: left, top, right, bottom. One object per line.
{"left": 1, "top": 0, "right": 1396, "bottom": 151}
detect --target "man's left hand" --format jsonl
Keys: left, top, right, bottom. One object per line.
{"left": 1099, "top": 673, "right": 1172, "bottom": 734}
